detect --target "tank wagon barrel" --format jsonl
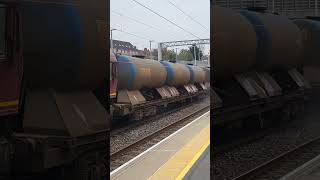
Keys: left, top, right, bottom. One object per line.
{"left": 111, "top": 54, "right": 210, "bottom": 120}
{"left": 116, "top": 55, "right": 208, "bottom": 91}
{"left": 212, "top": 6, "right": 257, "bottom": 81}
{"left": 212, "top": 5, "right": 312, "bottom": 128}
{"left": 293, "top": 19, "right": 320, "bottom": 67}
{"left": 117, "top": 56, "right": 167, "bottom": 90}
{"left": 160, "top": 61, "right": 191, "bottom": 86}
{"left": 240, "top": 10, "right": 303, "bottom": 70}
{"left": 212, "top": 6, "right": 305, "bottom": 81}
{"left": 186, "top": 65, "right": 206, "bottom": 84}
{"left": 0, "top": 1, "right": 108, "bottom": 179}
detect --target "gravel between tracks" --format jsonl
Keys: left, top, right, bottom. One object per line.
{"left": 212, "top": 88, "right": 320, "bottom": 180}
{"left": 110, "top": 97, "right": 209, "bottom": 154}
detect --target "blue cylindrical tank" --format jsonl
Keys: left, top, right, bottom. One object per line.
{"left": 240, "top": 10, "right": 303, "bottom": 70}
{"left": 293, "top": 19, "right": 320, "bottom": 66}
{"left": 117, "top": 56, "right": 167, "bottom": 90}
{"left": 160, "top": 61, "right": 190, "bottom": 86}
{"left": 186, "top": 65, "right": 206, "bottom": 84}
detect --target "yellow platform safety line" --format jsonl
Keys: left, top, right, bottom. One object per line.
{"left": 148, "top": 124, "right": 210, "bottom": 180}
{"left": 0, "top": 100, "right": 19, "bottom": 107}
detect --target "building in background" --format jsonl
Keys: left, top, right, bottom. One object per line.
{"left": 111, "top": 40, "right": 145, "bottom": 56}
{"left": 213, "top": 0, "right": 319, "bottom": 17}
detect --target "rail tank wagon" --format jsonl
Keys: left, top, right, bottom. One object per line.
{"left": 0, "top": 1, "right": 108, "bottom": 179}
{"left": 212, "top": 6, "right": 257, "bottom": 80}
{"left": 240, "top": 10, "right": 303, "bottom": 70}
{"left": 117, "top": 56, "right": 167, "bottom": 90}
{"left": 112, "top": 54, "right": 209, "bottom": 120}
{"left": 212, "top": 5, "right": 311, "bottom": 143}
{"left": 293, "top": 19, "right": 320, "bottom": 66}
{"left": 20, "top": 0, "right": 108, "bottom": 135}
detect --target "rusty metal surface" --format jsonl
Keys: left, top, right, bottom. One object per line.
{"left": 162, "top": 61, "right": 191, "bottom": 86}
{"left": 212, "top": 6, "right": 257, "bottom": 81}
{"left": 117, "top": 89, "right": 146, "bottom": 105}
{"left": 117, "top": 56, "right": 167, "bottom": 90}
{"left": 191, "top": 66, "right": 206, "bottom": 83}
{"left": 23, "top": 90, "right": 108, "bottom": 137}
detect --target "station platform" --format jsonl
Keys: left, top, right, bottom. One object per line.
{"left": 110, "top": 111, "right": 210, "bottom": 180}
{"left": 280, "top": 154, "right": 320, "bottom": 180}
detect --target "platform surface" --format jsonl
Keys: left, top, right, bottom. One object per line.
{"left": 281, "top": 154, "right": 320, "bottom": 180}
{"left": 183, "top": 146, "right": 210, "bottom": 180}
{"left": 110, "top": 111, "right": 210, "bottom": 180}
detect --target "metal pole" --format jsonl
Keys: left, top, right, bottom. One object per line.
{"left": 149, "top": 40, "right": 152, "bottom": 60}
{"left": 175, "top": 48, "right": 178, "bottom": 62}
{"left": 197, "top": 47, "right": 201, "bottom": 65}
{"left": 110, "top": 30, "right": 113, "bottom": 52}
{"left": 110, "top": 29, "right": 117, "bottom": 53}
{"left": 193, "top": 45, "right": 196, "bottom": 65}
{"left": 208, "top": 52, "right": 210, "bottom": 67}
{"left": 158, "top": 43, "right": 162, "bottom": 61}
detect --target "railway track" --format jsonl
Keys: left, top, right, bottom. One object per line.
{"left": 232, "top": 136, "right": 320, "bottom": 180}
{"left": 110, "top": 101, "right": 196, "bottom": 135}
{"left": 110, "top": 105, "right": 210, "bottom": 171}
{"left": 213, "top": 132, "right": 266, "bottom": 156}
{"left": 213, "top": 122, "right": 293, "bottom": 156}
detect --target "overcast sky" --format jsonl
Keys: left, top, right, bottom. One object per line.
{"left": 110, "top": 0, "right": 210, "bottom": 54}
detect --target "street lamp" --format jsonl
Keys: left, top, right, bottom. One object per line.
{"left": 110, "top": 28, "right": 117, "bottom": 53}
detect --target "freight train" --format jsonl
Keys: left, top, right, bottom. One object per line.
{"left": 0, "top": 1, "right": 108, "bottom": 179}
{"left": 212, "top": 6, "right": 320, "bottom": 132}
{"left": 110, "top": 53, "right": 210, "bottom": 121}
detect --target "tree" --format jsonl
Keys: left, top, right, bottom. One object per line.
{"left": 189, "top": 46, "right": 203, "bottom": 60}
{"left": 162, "top": 49, "right": 177, "bottom": 62}
{"left": 151, "top": 49, "right": 158, "bottom": 60}
{"left": 178, "top": 49, "right": 193, "bottom": 61}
